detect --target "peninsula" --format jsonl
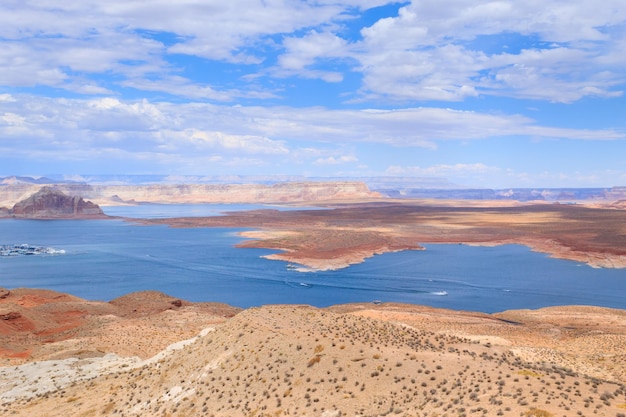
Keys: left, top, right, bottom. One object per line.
{"left": 144, "top": 201, "right": 626, "bottom": 271}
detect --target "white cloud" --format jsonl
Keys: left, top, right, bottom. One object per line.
{"left": 352, "top": 0, "right": 626, "bottom": 102}
{"left": 236, "top": 106, "right": 624, "bottom": 145}
{"left": 0, "top": 112, "right": 26, "bottom": 126}
{"left": 361, "top": 0, "right": 625, "bottom": 44}
{"left": 384, "top": 163, "right": 509, "bottom": 188}
{"left": 0, "top": 0, "right": 355, "bottom": 63}
{"left": 0, "top": 0, "right": 357, "bottom": 96}
{"left": 0, "top": 94, "right": 622, "bottom": 180}
{"left": 355, "top": 45, "right": 484, "bottom": 101}
{"left": 276, "top": 30, "right": 350, "bottom": 81}
{"left": 1, "top": 96, "right": 622, "bottom": 154}
{"left": 177, "top": 129, "right": 289, "bottom": 155}
{"left": 0, "top": 27, "right": 165, "bottom": 94}
{"left": 1, "top": 1, "right": 624, "bottom": 104}
{"left": 314, "top": 155, "right": 358, "bottom": 165}
{"left": 121, "top": 77, "right": 236, "bottom": 102}
{"left": 0, "top": 93, "right": 624, "bottom": 184}
{"left": 382, "top": 164, "right": 621, "bottom": 188}
{"left": 385, "top": 163, "right": 500, "bottom": 177}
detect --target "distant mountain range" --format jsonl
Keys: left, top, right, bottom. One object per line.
{"left": 0, "top": 176, "right": 76, "bottom": 185}
{"left": 374, "top": 186, "right": 626, "bottom": 202}
{"left": 1, "top": 175, "right": 625, "bottom": 202}
{"left": 2, "top": 174, "right": 459, "bottom": 187}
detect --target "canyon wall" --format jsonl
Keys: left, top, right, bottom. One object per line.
{"left": 0, "top": 182, "right": 381, "bottom": 207}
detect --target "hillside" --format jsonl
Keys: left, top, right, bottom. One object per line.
{"left": 1, "top": 289, "right": 625, "bottom": 416}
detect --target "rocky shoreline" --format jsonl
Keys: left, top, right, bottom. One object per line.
{"left": 146, "top": 202, "right": 626, "bottom": 271}
{"left": 2, "top": 186, "right": 626, "bottom": 271}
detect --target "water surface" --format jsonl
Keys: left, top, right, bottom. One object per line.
{"left": 102, "top": 203, "right": 324, "bottom": 218}
{"left": 0, "top": 217, "right": 624, "bottom": 313}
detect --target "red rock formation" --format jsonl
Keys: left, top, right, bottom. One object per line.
{"left": 0, "top": 287, "right": 241, "bottom": 364}
{"left": 8, "top": 187, "right": 106, "bottom": 219}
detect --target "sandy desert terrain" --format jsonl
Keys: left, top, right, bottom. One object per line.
{"left": 1, "top": 288, "right": 625, "bottom": 416}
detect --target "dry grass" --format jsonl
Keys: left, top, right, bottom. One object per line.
{"left": 524, "top": 409, "right": 554, "bottom": 417}
{"left": 517, "top": 370, "right": 543, "bottom": 378}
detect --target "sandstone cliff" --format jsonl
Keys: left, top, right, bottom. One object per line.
{"left": 91, "top": 181, "right": 381, "bottom": 204}
{"left": 1, "top": 182, "right": 381, "bottom": 207}
{"left": 5, "top": 187, "right": 106, "bottom": 219}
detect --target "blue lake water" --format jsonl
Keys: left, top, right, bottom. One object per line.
{"left": 102, "top": 203, "right": 327, "bottom": 218}
{"left": 1, "top": 213, "right": 625, "bottom": 313}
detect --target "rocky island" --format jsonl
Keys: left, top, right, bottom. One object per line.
{"left": 0, "top": 187, "right": 106, "bottom": 219}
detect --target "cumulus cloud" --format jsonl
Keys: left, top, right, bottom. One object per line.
{"left": 352, "top": 0, "right": 626, "bottom": 102}
{"left": 1, "top": 1, "right": 624, "bottom": 104}
{"left": 276, "top": 31, "right": 351, "bottom": 81}
{"left": 0, "top": 0, "right": 361, "bottom": 96}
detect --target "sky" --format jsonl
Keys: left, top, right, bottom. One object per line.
{"left": 0, "top": 0, "right": 625, "bottom": 188}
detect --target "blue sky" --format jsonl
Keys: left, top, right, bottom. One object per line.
{"left": 1, "top": 0, "right": 625, "bottom": 188}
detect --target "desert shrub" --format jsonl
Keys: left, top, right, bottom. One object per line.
{"left": 524, "top": 408, "right": 553, "bottom": 417}
{"left": 517, "top": 370, "right": 542, "bottom": 378}
{"left": 307, "top": 356, "right": 321, "bottom": 367}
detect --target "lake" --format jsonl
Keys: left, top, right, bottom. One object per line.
{"left": 102, "top": 203, "right": 324, "bottom": 218}
{"left": 0, "top": 207, "right": 624, "bottom": 313}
